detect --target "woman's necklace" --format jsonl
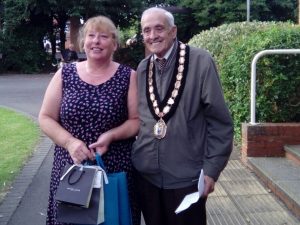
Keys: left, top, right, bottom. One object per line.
{"left": 147, "top": 42, "right": 189, "bottom": 139}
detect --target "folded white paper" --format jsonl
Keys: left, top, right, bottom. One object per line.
{"left": 175, "top": 169, "right": 204, "bottom": 214}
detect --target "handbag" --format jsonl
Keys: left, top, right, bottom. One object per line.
{"left": 57, "top": 163, "right": 107, "bottom": 224}
{"left": 55, "top": 164, "right": 97, "bottom": 208}
{"left": 95, "top": 154, "right": 133, "bottom": 225}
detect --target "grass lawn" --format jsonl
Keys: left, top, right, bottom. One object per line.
{"left": 0, "top": 107, "right": 40, "bottom": 202}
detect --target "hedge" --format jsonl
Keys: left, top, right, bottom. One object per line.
{"left": 189, "top": 22, "right": 300, "bottom": 141}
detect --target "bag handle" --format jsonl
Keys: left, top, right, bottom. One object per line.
{"left": 84, "top": 154, "right": 109, "bottom": 184}
{"left": 60, "top": 164, "right": 83, "bottom": 180}
{"left": 95, "top": 153, "right": 107, "bottom": 171}
{"left": 60, "top": 164, "right": 85, "bottom": 184}
{"left": 68, "top": 167, "right": 85, "bottom": 185}
{"left": 86, "top": 154, "right": 109, "bottom": 184}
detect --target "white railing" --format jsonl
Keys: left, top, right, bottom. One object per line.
{"left": 250, "top": 49, "right": 300, "bottom": 124}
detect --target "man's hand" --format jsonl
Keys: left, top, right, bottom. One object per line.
{"left": 203, "top": 175, "right": 215, "bottom": 197}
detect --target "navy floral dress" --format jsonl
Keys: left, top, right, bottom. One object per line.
{"left": 46, "top": 63, "right": 140, "bottom": 225}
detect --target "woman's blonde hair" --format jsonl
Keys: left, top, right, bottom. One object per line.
{"left": 78, "top": 15, "right": 119, "bottom": 52}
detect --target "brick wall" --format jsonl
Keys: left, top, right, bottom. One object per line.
{"left": 241, "top": 123, "right": 300, "bottom": 163}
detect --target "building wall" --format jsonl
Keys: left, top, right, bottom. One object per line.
{"left": 242, "top": 123, "right": 300, "bottom": 163}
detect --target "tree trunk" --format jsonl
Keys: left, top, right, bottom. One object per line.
{"left": 299, "top": 0, "right": 300, "bottom": 24}
{"left": 69, "top": 16, "right": 81, "bottom": 52}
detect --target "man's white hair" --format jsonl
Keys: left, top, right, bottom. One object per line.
{"left": 141, "top": 7, "right": 175, "bottom": 27}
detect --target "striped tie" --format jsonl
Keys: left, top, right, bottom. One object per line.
{"left": 157, "top": 58, "right": 166, "bottom": 71}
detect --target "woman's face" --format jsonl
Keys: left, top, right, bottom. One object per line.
{"left": 83, "top": 29, "right": 117, "bottom": 61}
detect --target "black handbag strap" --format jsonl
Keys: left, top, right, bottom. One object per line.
{"left": 67, "top": 167, "right": 85, "bottom": 185}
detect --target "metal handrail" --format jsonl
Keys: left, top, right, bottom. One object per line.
{"left": 250, "top": 49, "right": 300, "bottom": 124}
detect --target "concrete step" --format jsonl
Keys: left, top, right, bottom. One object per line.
{"left": 248, "top": 157, "right": 300, "bottom": 220}
{"left": 285, "top": 145, "right": 300, "bottom": 165}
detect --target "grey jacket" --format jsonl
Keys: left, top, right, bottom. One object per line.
{"left": 132, "top": 42, "right": 233, "bottom": 189}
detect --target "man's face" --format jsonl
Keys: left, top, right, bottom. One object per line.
{"left": 141, "top": 12, "right": 177, "bottom": 58}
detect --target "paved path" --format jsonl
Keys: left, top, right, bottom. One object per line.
{"left": 0, "top": 74, "right": 299, "bottom": 225}
{"left": 0, "top": 74, "right": 52, "bottom": 118}
{"left": 0, "top": 74, "right": 53, "bottom": 225}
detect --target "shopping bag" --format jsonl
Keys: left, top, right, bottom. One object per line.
{"left": 57, "top": 187, "right": 102, "bottom": 224}
{"left": 57, "top": 164, "right": 106, "bottom": 224}
{"left": 95, "top": 154, "right": 133, "bottom": 225}
{"left": 55, "top": 164, "right": 97, "bottom": 208}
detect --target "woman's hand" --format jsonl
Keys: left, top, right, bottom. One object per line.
{"left": 66, "top": 138, "right": 95, "bottom": 164}
{"left": 89, "top": 132, "right": 113, "bottom": 155}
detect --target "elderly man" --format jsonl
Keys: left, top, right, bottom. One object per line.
{"left": 132, "top": 7, "right": 234, "bottom": 225}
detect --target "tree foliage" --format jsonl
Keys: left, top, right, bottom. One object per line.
{"left": 179, "top": 0, "right": 298, "bottom": 31}
{"left": 0, "top": 0, "right": 143, "bottom": 73}
{"left": 0, "top": 0, "right": 299, "bottom": 73}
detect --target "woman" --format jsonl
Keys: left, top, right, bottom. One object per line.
{"left": 39, "top": 16, "right": 140, "bottom": 225}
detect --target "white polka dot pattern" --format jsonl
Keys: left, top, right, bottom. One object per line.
{"left": 46, "top": 63, "right": 139, "bottom": 225}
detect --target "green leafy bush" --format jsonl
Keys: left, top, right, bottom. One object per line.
{"left": 0, "top": 23, "right": 49, "bottom": 74}
{"left": 189, "top": 22, "right": 300, "bottom": 140}
{"left": 189, "top": 21, "right": 289, "bottom": 61}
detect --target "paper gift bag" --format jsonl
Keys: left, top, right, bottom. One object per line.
{"left": 73, "top": 155, "right": 133, "bottom": 225}
{"left": 55, "top": 164, "right": 97, "bottom": 208}
{"left": 57, "top": 187, "right": 101, "bottom": 224}
{"left": 96, "top": 155, "right": 133, "bottom": 225}
{"left": 102, "top": 172, "right": 132, "bottom": 225}
{"left": 57, "top": 166, "right": 105, "bottom": 224}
